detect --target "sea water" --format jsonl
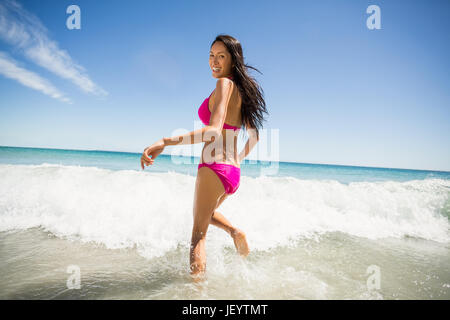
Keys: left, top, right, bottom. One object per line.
{"left": 0, "top": 146, "right": 449, "bottom": 299}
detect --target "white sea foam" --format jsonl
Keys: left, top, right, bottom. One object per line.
{"left": 0, "top": 164, "right": 449, "bottom": 259}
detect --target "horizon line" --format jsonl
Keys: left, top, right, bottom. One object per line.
{"left": 1, "top": 144, "right": 449, "bottom": 174}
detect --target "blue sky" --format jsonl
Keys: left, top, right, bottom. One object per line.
{"left": 0, "top": 0, "right": 449, "bottom": 171}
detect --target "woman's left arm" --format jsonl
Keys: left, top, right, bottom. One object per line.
{"left": 142, "top": 78, "right": 233, "bottom": 169}
{"left": 162, "top": 78, "right": 234, "bottom": 146}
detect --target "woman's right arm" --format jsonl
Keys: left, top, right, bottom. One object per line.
{"left": 239, "top": 127, "right": 259, "bottom": 163}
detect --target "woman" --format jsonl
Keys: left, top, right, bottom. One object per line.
{"left": 140, "top": 34, "right": 268, "bottom": 279}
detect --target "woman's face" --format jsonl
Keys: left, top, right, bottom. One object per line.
{"left": 209, "top": 41, "right": 233, "bottom": 79}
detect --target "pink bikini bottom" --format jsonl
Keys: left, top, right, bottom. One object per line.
{"left": 198, "top": 162, "right": 241, "bottom": 195}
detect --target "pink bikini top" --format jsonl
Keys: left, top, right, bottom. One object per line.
{"left": 198, "top": 77, "right": 241, "bottom": 131}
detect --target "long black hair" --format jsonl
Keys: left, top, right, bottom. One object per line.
{"left": 211, "top": 34, "right": 268, "bottom": 139}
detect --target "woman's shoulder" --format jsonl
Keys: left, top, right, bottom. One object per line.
{"left": 211, "top": 77, "right": 236, "bottom": 97}
{"left": 215, "top": 77, "right": 235, "bottom": 92}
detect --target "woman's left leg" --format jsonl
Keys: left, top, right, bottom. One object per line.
{"left": 190, "top": 166, "right": 226, "bottom": 279}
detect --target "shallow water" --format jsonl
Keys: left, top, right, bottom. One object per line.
{"left": 0, "top": 228, "right": 448, "bottom": 299}
{"left": 0, "top": 146, "right": 449, "bottom": 299}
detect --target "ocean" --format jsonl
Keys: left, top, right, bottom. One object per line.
{"left": 0, "top": 146, "right": 449, "bottom": 299}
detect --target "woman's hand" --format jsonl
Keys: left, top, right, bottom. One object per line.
{"left": 141, "top": 138, "right": 165, "bottom": 170}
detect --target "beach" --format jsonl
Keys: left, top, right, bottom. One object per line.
{"left": 0, "top": 146, "right": 449, "bottom": 299}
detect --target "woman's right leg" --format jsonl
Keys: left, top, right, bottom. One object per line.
{"left": 210, "top": 193, "right": 234, "bottom": 234}
{"left": 210, "top": 210, "right": 234, "bottom": 235}
{"left": 210, "top": 194, "right": 250, "bottom": 257}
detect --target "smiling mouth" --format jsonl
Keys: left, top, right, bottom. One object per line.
{"left": 212, "top": 67, "right": 221, "bottom": 72}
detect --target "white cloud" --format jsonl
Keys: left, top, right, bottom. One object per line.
{"left": 0, "top": 0, "right": 107, "bottom": 96}
{"left": 0, "top": 51, "right": 71, "bottom": 103}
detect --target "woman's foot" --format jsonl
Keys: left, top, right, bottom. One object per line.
{"left": 231, "top": 228, "right": 250, "bottom": 257}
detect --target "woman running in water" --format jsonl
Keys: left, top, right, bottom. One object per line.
{"left": 141, "top": 34, "right": 268, "bottom": 280}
